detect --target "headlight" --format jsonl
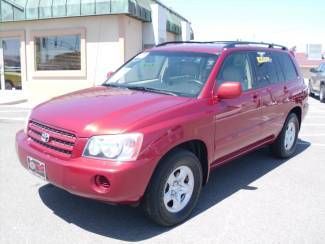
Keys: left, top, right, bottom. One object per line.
{"left": 83, "top": 133, "right": 143, "bottom": 161}
{"left": 24, "top": 110, "right": 32, "bottom": 134}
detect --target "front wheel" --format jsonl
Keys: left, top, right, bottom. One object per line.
{"left": 142, "top": 149, "right": 202, "bottom": 226}
{"left": 271, "top": 113, "right": 299, "bottom": 158}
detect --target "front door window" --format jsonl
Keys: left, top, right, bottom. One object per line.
{"left": 0, "top": 38, "right": 22, "bottom": 90}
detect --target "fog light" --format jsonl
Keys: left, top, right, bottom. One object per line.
{"left": 94, "top": 175, "right": 110, "bottom": 190}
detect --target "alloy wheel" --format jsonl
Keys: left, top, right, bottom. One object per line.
{"left": 163, "top": 165, "right": 194, "bottom": 213}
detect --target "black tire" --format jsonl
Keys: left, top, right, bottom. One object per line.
{"left": 320, "top": 84, "right": 325, "bottom": 103}
{"left": 142, "top": 149, "right": 203, "bottom": 226}
{"left": 308, "top": 81, "right": 314, "bottom": 97}
{"left": 271, "top": 113, "right": 299, "bottom": 158}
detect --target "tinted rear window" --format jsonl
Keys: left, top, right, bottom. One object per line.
{"left": 274, "top": 52, "right": 298, "bottom": 82}
{"left": 249, "top": 51, "right": 279, "bottom": 88}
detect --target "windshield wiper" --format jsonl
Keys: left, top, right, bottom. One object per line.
{"left": 102, "top": 83, "right": 124, "bottom": 88}
{"left": 125, "top": 86, "right": 179, "bottom": 96}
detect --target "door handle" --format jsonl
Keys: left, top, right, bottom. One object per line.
{"left": 252, "top": 93, "right": 259, "bottom": 104}
{"left": 284, "top": 86, "right": 289, "bottom": 94}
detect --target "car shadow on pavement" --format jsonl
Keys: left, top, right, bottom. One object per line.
{"left": 38, "top": 139, "right": 310, "bottom": 241}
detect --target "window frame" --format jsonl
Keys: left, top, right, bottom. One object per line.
{"left": 216, "top": 51, "right": 254, "bottom": 92}
{"left": 248, "top": 51, "right": 281, "bottom": 88}
{"left": 0, "top": 30, "right": 27, "bottom": 91}
{"left": 30, "top": 28, "right": 86, "bottom": 78}
{"left": 106, "top": 51, "right": 219, "bottom": 98}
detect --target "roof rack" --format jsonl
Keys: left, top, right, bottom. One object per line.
{"left": 223, "top": 41, "right": 288, "bottom": 50}
{"left": 156, "top": 41, "right": 216, "bottom": 47}
{"left": 156, "top": 41, "right": 288, "bottom": 50}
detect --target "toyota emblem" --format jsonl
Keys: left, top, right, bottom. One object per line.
{"left": 41, "top": 132, "right": 50, "bottom": 143}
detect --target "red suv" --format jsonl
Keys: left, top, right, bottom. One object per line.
{"left": 16, "top": 41, "right": 308, "bottom": 226}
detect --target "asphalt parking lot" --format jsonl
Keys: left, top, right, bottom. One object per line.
{"left": 1, "top": 97, "right": 325, "bottom": 244}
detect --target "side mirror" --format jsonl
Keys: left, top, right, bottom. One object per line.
{"left": 106, "top": 71, "right": 115, "bottom": 79}
{"left": 215, "top": 81, "right": 242, "bottom": 100}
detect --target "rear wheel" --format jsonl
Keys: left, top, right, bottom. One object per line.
{"left": 142, "top": 149, "right": 202, "bottom": 226}
{"left": 320, "top": 84, "right": 325, "bottom": 103}
{"left": 308, "top": 81, "right": 314, "bottom": 97}
{"left": 271, "top": 113, "right": 299, "bottom": 158}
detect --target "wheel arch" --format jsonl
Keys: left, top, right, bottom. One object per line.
{"left": 289, "top": 106, "right": 302, "bottom": 129}
{"left": 153, "top": 139, "right": 209, "bottom": 186}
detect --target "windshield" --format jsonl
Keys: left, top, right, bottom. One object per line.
{"left": 104, "top": 51, "right": 218, "bottom": 97}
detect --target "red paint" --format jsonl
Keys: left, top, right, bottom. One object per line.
{"left": 216, "top": 82, "right": 242, "bottom": 99}
{"left": 16, "top": 43, "right": 308, "bottom": 204}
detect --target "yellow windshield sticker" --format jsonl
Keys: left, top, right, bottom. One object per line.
{"left": 256, "top": 52, "right": 272, "bottom": 64}
{"left": 257, "top": 56, "right": 272, "bottom": 63}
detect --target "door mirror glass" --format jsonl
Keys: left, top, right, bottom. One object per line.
{"left": 215, "top": 81, "right": 242, "bottom": 100}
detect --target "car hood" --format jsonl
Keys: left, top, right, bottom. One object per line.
{"left": 31, "top": 86, "right": 190, "bottom": 137}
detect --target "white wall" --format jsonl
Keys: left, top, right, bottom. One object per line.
{"left": 0, "top": 15, "right": 142, "bottom": 104}
{"left": 181, "top": 21, "right": 191, "bottom": 41}
{"left": 145, "top": 3, "right": 167, "bottom": 45}
{"left": 166, "top": 32, "right": 176, "bottom": 42}
{"left": 1, "top": 10, "right": 192, "bottom": 104}
{"left": 144, "top": 4, "right": 192, "bottom": 46}
{"left": 123, "top": 16, "right": 143, "bottom": 61}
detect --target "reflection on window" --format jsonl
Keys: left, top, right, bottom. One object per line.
{"left": 1, "top": 38, "right": 22, "bottom": 90}
{"left": 35, "top": 35, "right": 81, "bottom": 70}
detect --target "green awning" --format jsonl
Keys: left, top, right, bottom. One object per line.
{"left": 166, "top": 10, "right": 182, "bottom": 35}
{"left": 0, "top": 0, "right": 152, "bottom": 23}
{"left": 128, "top": 0, "right": 151, "bottom": 22}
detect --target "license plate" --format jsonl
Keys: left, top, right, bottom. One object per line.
{"left": 27, "top": 156, "right": 47, "bottom": 180}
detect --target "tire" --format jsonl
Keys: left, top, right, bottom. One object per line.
{"left": 271, "top": 113, "right": 299, "bottom": 158}
{"left": 320, "top": 84, "right": 325, "bottom": 103}
{"left": 142, "top": 149, "right": 203, "bottom": 226}
{"left": 308, "top": 81, "right": 314, "bottom": 97}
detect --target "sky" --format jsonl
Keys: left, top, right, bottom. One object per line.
{"left": 162, "top": 0, "right": 325, "bottom": 52}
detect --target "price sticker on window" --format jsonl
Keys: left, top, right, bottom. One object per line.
{"left": 256, "top": 52, "right": 272, "bottom": 64}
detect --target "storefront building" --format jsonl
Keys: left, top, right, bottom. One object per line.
{"left": 0, "top": 0, "right": 193, "bottom": 104}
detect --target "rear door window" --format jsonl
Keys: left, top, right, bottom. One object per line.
{"left": 249, "top": 51, "right": 279, "bottom": 88}
{"left": 271, "top": 52, "right": 286, "bottom": 82}
{"left": 274, "top": 52, "right": 298, "bottom": 82}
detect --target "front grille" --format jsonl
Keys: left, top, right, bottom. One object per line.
{"left": 27, "top": 120, "right": 77, "bottom": 157}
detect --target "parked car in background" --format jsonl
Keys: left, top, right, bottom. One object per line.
{"left": 309, "top": 63, "right": 325, "bottom": 102}
{"left": 16, "top": 41, "right": 308, "bottom": 226}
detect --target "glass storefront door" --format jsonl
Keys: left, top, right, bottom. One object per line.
{"left": 0, "top": 38, "right": 22, "bottom": 90}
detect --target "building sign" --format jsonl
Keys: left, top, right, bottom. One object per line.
{"left": 306, "top": 44, "right": 322, "bottom": 60}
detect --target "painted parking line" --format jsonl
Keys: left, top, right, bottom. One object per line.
{"left": 301, "top": 123, "right": 325, "bottom": 126}
{"left": 0, "top": 117, "right": 26, "bottom": 121}
{"left": 0, "top": 110, "right": 30, "bottom": 113}
{"left": 305, "top": 115, "right": 325, "bottom": 117}
{"left": 300, "top": 133, "right": 325, "bottom": 137}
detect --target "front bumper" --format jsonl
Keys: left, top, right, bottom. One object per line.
{"left": 16, "top": 130, "right": 157, "bottom": 204}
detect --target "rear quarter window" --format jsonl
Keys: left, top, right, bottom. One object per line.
{"left": 274, "top": 52, "right": 298, "bottom": 82}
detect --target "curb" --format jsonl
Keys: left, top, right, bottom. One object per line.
{"left": 0, "top": 99, "right": 28, "bottom": 106}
